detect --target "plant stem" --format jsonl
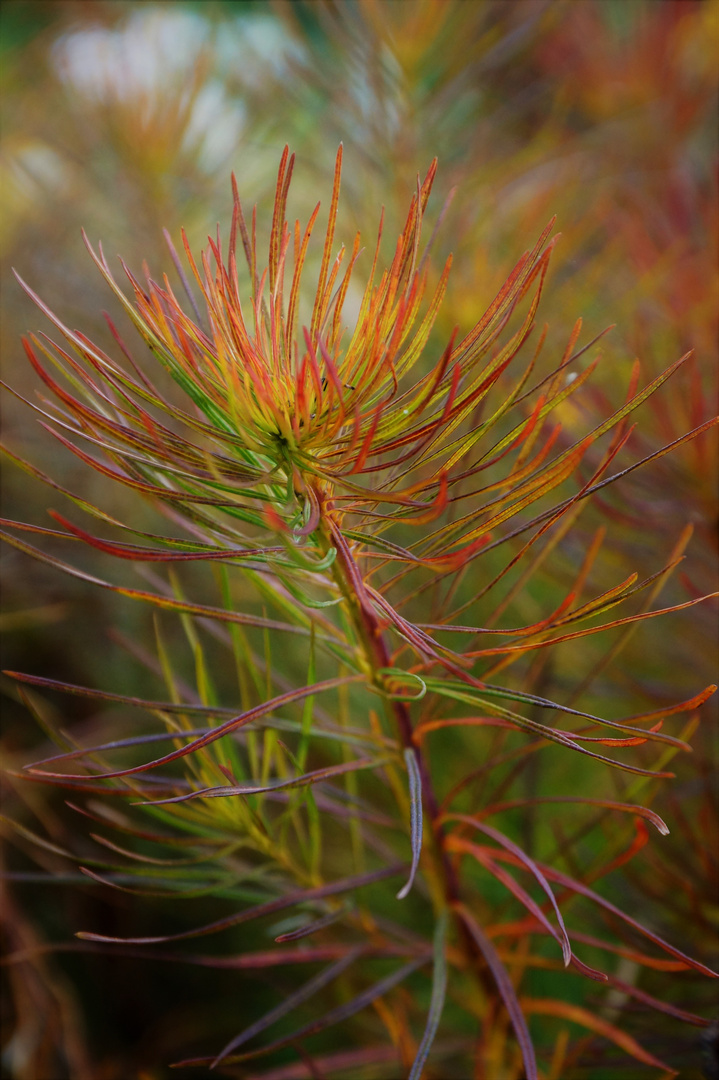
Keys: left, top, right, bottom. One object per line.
{"left": 318, "top": 508, "right": 503, "bottom": 1037}
{"left": 317, "top": 506, "right": 500, "bottom": 1019}
{"left": 318, "top": 512, "right": 462, "bottom": 909}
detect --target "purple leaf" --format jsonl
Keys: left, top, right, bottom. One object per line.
{"left": 454, "top": 902, "right": 538, "bottom": 1080}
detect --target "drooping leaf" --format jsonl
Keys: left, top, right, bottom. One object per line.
{"left": 489, "top": 848, "right": 718, "bottom": 978}
{"left": 521, "top": 997, "right": 677, "bottom": 1074}
{"left": 454, "top": 902, "right": 538, "bottom": 1080}
{"left": 397, "top": 747, "right": 423, "bottom": 900}
{"left": 423, "top": 679, "right": 680, "bottom": 779}
{"left": 444, "top": 816, "right": 572, "bottom": 966}
{"left": 469, "top": 795, "right": 670, "bottom": 836}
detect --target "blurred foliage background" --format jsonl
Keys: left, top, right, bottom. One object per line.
{"left": 1, "top": 1, "right": 717, "bottom": 1077}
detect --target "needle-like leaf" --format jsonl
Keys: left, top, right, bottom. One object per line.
{"left": 76, "top": 864, "right": 405, "bottom": 945}
{"left": 454, "top": 902, "right": 538, "bottom": 1080}
{"left": 211, "top": 945, "right": 364, "bottom": 1067}
{"left": 408, "top": 910, "right": 448, "bottom": 1080}
{"left": 397, "top": 747, "right": 423, "bottom": 900}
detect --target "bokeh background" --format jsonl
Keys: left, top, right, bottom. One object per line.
{"left": 1, "top": 2, "right": 717, "bottom": 1078}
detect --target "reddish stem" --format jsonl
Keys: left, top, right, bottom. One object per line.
{"left": 322, "top": 513, "right": 462, "bottom": 906}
